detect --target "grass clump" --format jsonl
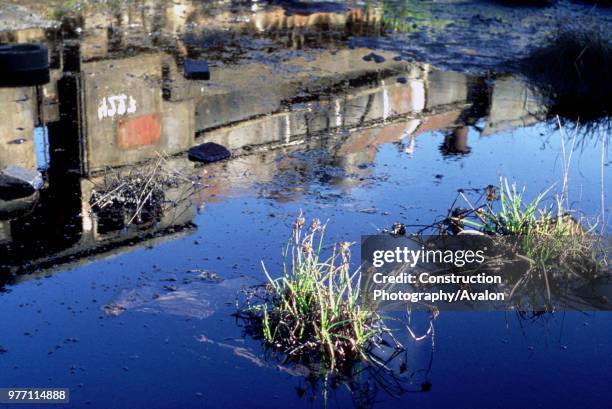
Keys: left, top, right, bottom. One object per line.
{"left": 237, "top": 215, "right": 400, "bottom": 371}
{"left": 454, "top": 179, "right": 594, "bottom": 260}
{"left": 451, "top": 179, "right": 582, "bottom": 237}
{"left": 522, "top": 24, "right": 612, "bottom": 126}
{"left": 442, "top": 178, "right": 609, "bottom": 310}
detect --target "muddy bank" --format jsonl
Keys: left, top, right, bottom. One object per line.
{"left": 362, "top": 0, "right": 612, "bottom": 73}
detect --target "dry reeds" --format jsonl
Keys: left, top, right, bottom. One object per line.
{"left": 89, "top": 153, "right": 198, "bottom": 226}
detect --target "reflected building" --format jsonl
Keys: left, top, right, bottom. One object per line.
{"left": 0, "top": 0, "right": 549, "bottom": 281}
{"left": 482, "top": 75, "right": 541, "bottom": 135}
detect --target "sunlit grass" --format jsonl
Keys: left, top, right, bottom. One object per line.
{"left": 455, "top": 178, "right": 576, "bottom": 237}
{"left": 238, "top": 215, "right": 399, "bottom": 370}
{"left": 444, "top": 176, "right": 608, "bottom": 308}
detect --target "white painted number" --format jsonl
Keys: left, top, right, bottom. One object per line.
{"left": 98, "top": 95, "right": 137, "bottom": 120}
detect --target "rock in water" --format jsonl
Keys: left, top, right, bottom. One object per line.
{"left": 363, "top": 52, "right": 385, "bottom": 63}
{"left": 188, "top": 142, "right": 231, "bottom": 163}
{"left": 184, "top": 59, "right": 210, "bottom": 80}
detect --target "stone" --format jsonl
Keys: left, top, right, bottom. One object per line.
{"left": 362, "top": 52, "right": 385, "bottom": 63}
{"left": 184, "top": 59, "right": 210, "bottom": 80}
{"left": 188, "top": 142, "right": 231, "bottom": 163}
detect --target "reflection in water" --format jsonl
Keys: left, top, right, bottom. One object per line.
{"left": 0, "top": 1, "right": 607, "bottom": 309}
{"left": 0, "top": 2, "right": 609, "bottom": 408}
{"left": 0, "top": 0, "right": 566, "bottom": 179}
{"left": 235, "top": 307, "right": 437, "bottom": 408}
{"left": 440, "top": 127, "right": 471, "bottom": 157}
{"left": 0, "top": 162, "right": 197, "bottom": 281}
{"left": 521, "top": 26, "right": 611, "bottom": 129}
{"left": 0, "top": 37, "right": 591, "bottom": 287}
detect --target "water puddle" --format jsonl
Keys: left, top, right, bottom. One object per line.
{"left": 0, "top": 1, "right": 610, "bottom": 408}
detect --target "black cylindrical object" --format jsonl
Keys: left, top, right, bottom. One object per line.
{"left": 0, "top": 43, "right": 50, "bottom": 86}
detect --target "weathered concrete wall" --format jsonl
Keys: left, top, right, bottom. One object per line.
{"left": 165, "top": 48, "right": 408, "bottom": 133}
{"left": 425, "top": 70, "right": 469, "bottom": 110}
{"left": 80, "top": 8, "right": 112, "bottom": 61}
{"left": 204, "top": 111, "right": 307, "bottom": 151}
{"left": 202, "top": 65, "right": 467, "bottom": 152}
{"left": 484, "top": 76, "right": 541, "bottom": 135}
{"left": 81, "top": 53, "right": 195, "bottom": 172}
{"left": 54, "top": 45, "right": 412, "bottom": 174}
{"left": 0, "top": 87, "right": 38, "bottom": 170}
{"left": 193, "top": 116, "right": 419, "bottom": 205}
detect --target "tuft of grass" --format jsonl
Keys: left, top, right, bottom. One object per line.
{"left": 237, "top": 215, "right": 400, "bottom": 371}
{"left": 448, "top": 178, "right": 586, "bottom": 237}
{"left": 442, "top": 178, "right": 608, "bottom": 309}
{"left": 522, "top": 24, "right": 612, "bottom": 126}
{"left": 493, "top": 179, "right": 553, "bottom": 236}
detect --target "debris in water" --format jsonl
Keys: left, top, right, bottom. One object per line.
{"left": 189, "top": 269, "right": 224, "bottom": 283}
{"left": 103, "top": 304, "right": 126, "bottom": 317}
{"left": 90, "top": 154, "right": 197, "bottom": 226}
{"left": 188, "top": 142, "right": 231, "bottom": 163}
{"left": 363, "top": 52, "right": 385, "bottom": 63}
{"left": 184, "top": 59, "right": 210, "bottom": 80}
{"left": 448, "top": 207, "right": 468, "bottom": 234}
{"left": 101, "top": 277, "right": 247, "bottom": 320}
{"left": 485, "top": 184, "right": 498, "bottom": 201}
{"left": 391, "top": 222, "right": 406, "bottom": 236}
{"left": 358, "top": 207, "right": 378, "bottom": 214}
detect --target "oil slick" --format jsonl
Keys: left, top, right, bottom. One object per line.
{"left": 102, "top": 277, "right": 251, "bottom": 319}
